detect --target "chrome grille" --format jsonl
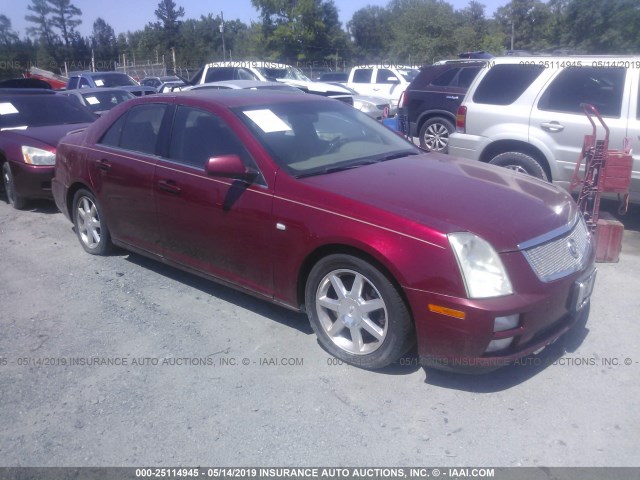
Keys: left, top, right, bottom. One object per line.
{"left": 522, "top": 218, "right": 591, "bottom": 282}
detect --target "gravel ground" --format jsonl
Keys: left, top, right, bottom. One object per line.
{"left": 0, "top": 193, "right": 638, "bottom": 467}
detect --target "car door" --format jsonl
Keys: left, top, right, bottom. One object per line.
{"left": 154, "top": 105, "right": 275, "bottom": 295}
{"left": 88, "top": 102, "right": 170, "bottom": 253}
{"left": 374, "top": 68, "right": 401, "bottom": 99}
{"left": 349, "top": 68, "right": 376, "bottom": 97}
{"left": 529, "top": 66, "right": 631, "bottom": 187}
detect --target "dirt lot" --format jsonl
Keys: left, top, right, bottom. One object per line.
{"left": 0, "top": 192, "right": 639, "bottom": 467}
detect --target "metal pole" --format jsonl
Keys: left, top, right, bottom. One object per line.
{"left": 220, "top": 11, "right": 226, "bottom": 61}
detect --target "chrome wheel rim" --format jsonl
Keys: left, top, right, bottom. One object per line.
{"left": 315, "top": 269, "right": 388, "bottom": 355}
{"left": 423, "top": 123, "right": 449, "bottom": 151}
{"left": 505, "top": 165, "right": 529, "bottom": 175}
{"left": 77, "top": 197, "right": 102, "bottom": 249}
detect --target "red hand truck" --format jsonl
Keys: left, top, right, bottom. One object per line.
{"left": 569, "top": 103, "right": 633, "bottom": 233}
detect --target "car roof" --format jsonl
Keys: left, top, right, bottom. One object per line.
{"left": 164, "top": 88, "right": 328, "bottom": 108}
{"left": 0, "top": 88, "right": 57, "bottom": 96}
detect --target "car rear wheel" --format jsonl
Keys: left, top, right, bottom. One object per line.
{"left": 2, "top": 163, "right": 28, "bottom": 210}
{"left": 305, "top": 254, "right": 414, "bottom": 369}
{"left": 489, "top": 151, "right": 549, "bottom": 181}
{"left": 419, "top": 117, "right": 454, "bottom": 153}
{"left": 72, "top": 189, "right": 113, "bottom": 255}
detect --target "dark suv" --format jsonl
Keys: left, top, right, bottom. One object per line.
{"left": 404, "top": 60, "right": 485, "bottom": 152}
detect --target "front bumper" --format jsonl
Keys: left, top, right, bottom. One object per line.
{"left": 406, "top": 250, "right": 596, "bottom": 372}
{"left": 10, "top": 162, "right": 55, "bottom": 200}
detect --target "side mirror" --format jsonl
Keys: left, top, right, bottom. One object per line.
{"left": 386, "top": 76, "right": 400, "bottom": 83}
{"left": 205, "top": 155, "right": 257, "bottom": 181}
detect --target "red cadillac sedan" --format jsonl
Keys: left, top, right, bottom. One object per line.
{"left": 1, "top": 89, "right": 95, "bottom": 209}
{"left": 52, "top": 90, "right": 596, "bottom": 371}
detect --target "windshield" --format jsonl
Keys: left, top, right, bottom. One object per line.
{"left": 91, "top": 73, "right": 138, "bottom": 87}
{"left": 81, "top": 90, "right": 133, "bottom": 113}
{"left": 257, "top": 66, "right": 311, "bottom": 82}
{"left": 235, "top": 100, "right": 418, "bottom": 178}
{"left": 0, "top": 95, "right": 96, "bottom": 129}
{"left": 399, "top": 69, "right": 419, "bottom": 82}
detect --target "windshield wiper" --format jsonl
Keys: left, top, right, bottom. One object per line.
{"left": 377, "top": 151, "right": 420, "bottom": 162}
{"left": 296, "top": 160, "right": 378, "bottom": 178}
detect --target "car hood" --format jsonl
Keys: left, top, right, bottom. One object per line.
{"left": 6, "top": 123, "right": 91, "bottom": 148}
{"left": 278, "top": 79, "right": 351, "bottom": 95}
{"left": 299, "top": 153, "right": 578, "bottom": 252}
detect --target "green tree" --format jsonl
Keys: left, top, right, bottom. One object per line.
{"left": 154, "top": 0, "right": 185, "bottom": 50}
{"left": 25, "top": 0, "right": 58, "bottom": 48}
{"left": 91, "top": 18, "right": 117, "bottom": 68}
{"left": 0, "top": 15, "right": 19, "bottom": 45}
{"left": 494, "top": 0, "right": 553, "bottom": 51}
{"left": 47, "top": 0, "right": 82, "bottom": 48}
{"left": 251, "top": 0, "right": 347, "bottom": 63}
{"left": 347, "top": 6, "right": 392, "bottom": 62}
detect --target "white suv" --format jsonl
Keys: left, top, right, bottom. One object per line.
{"left": 449, "top": 56, "right": 640, "bottom": 202}
{"left": 346, "top": 65, "right": 419, "bottom": 107}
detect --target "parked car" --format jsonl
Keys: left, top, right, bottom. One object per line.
{"left": 140, "top": 75, "right": 182, "bottom": 90}
{"left": 185, "top": 61, "right": 353, "bottom": 105}
{"left": 346, "top": 65, "right": 419, "bottom": 108}
{"left": 66, "top": 71, "right": 156, "bottom": 97}
{"left": 58, "top": 88, "right": 135, "bottom": 116}
{"left": 53, "top": 90, "right": 595, "bottom": 371}
{"left": 0, "top": 78, "right": 53, "bottom": 89}
{"left": 404, "top": 60, "right": 486, "bottom": 152}
{"left": 328, "top": 83, "right": 395, "bottom": 120}
{"left": 0, "top": 89, "right": 95, "bottom": 209}
{"left": 185, "top": 80, "right": 304, "bottom": 94}
{"left": 448, "top": 56, "right": 640, "bottom": 203}
{"left": 315, "top": 72, "right": 349, "bottom": 83}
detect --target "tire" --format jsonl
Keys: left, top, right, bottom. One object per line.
{"left": 2, "top": 163, "right": 29, "bottom": 210}
{"left": 419, "top": 117, "right": 454, "bottom": 153}
{"left": 489, "top": 151, "right": 549, "bottom": 181}
{"left": 305, "top": 254, "right": 414, "bottom": 369}
{"left": 72, "top": 189, "right": 113, "bottom": 255}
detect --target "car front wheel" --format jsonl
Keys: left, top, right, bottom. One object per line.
{"left": 305, "top": 254, "right": 414, "bottom": 369}
{"left": 489, "top": 151, "right": 549, "bottom": 181}
{"left": 2, "top": 163, "right": 28, "bottom": 210}
{"left": 419, "top": 117, "right": 454, "bottom": 153}
{"left": 72, "top": 189, "right": 113, "bottom": 255}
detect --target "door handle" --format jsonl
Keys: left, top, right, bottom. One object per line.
{"left": 96, "top": 159, "right": 111, "bottom": 171}
{"left": 158, "top": 179, "right": 181, "bottom": 194}
{"left": 541, "top": 121, "right": 565, "bottom": 132}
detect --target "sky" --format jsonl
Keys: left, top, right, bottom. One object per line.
{"left": 5, "top": 0, "right": 507, "bottom": 38}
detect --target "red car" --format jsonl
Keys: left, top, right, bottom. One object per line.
{"left": 1, "top": 89, "right": 95, "bottom": 209}
{"left": 52, "top": 90, "right": 596, "bottom": 371}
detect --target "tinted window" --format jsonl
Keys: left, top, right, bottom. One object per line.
{"left": 99, "top": 113, "right": 128, "bottom": 147}
{"left": 169, "top": 106, "right": 254, "bottom": 170}
{"left": 431, "top": 68, "right": 460, "bottom": 87}
{"left": 458, "top": 67, "right": 482, "bottom": 88}
{"left": 352, "top": 69, "right": 373, "bottom": 83}
{"left": 377, "top": 69, "right": 399, "bottom": 84}
{"left": 538, "top": 67, "right": 625, "bottom": 118}
{"left": 473, "top": 64, "right": 545, "bottom": 105}
{"left": 118, "top": 104, "right": 167, "bottom": 155}
{"left": 0, "top": 94, "right": 95, "bottom": 129}
{"left": 91, "top": 73, "right": 137, "bottom": 87}
{"left": 79, "top": 78, "right": 91, "bottom": 88}
{"left": 68, "top": 77, "right": 79, "bottom": 89}
{"left": 204, "top": 68, "right": 236, "bottom": 82}
{"left": 81, "top": 90, "right": 133, "bottom": 114}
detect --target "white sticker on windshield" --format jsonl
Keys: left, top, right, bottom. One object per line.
{"left": 85, "top": 96, "right": 100, "bottom": 105}
{"left": 0, "top": 102, "right": 19, "bottom": 115}
{"left": 94, "top": 79, "right": 104, "bottom": 86}
{"left": 243, "top": 109, "right": 291, "bottom": 133}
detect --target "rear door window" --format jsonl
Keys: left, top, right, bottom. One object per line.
{"left": 376, "top": 69, "right": 400, "bottom": 84}
{"left": 352, "top": 69, "right": 373, "bottom": 83}
{"left": 473, "top": 64, "right": 545, "bottom": 105}
{"left": 538, "top": 67, "right": 626, "bottom": 118}
{"left": 99, "top": 104, "right": 168, "bottom": 155}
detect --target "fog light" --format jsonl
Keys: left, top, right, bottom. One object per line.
{"left": 485, "top": 314, "right": 520, "bottom": 353}
{"left": 486, "top": 337, "right": 514, "bottom": 352}
{"left": 494, "top": 314, "right": 519, "bottom": 332}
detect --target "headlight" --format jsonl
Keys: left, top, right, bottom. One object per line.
{"left": 448, "top": 232, "right": 513, "bottom": 299}
{"left": 357, "top": 102, "right": 377, "bottom": 113}
{"left": 22, "top": 146, "right": 55, "bottom": 165}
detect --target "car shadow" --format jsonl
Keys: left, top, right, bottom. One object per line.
{"left": 122, "top": 251, "right": 314, "bottom": 336}
{"left": 0, "top": 194, "right": 59, "bottom": 215}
